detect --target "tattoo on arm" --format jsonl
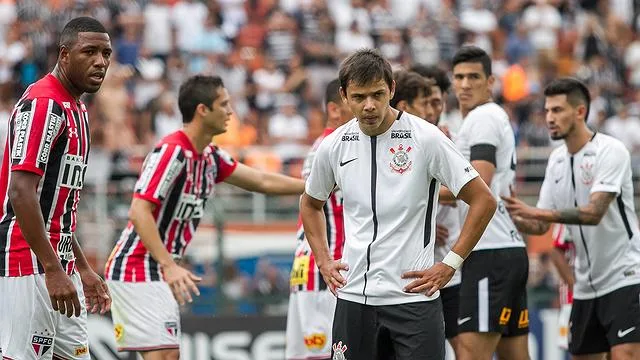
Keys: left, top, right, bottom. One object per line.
{"left": 552, "top": 192, "right": 616, "bottom": 225}
{"left": 554, "top": 208, "right": 583, "bottom": 224}
{"left": 513, "top": 217, "right": 549, "bottom": 235}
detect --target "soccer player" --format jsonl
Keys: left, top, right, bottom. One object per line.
{"left": 549, "top": 224, "right": 574, "bottom": 351}
{"left": 104, "top": 75, "right": 306, "bottom": 359}
{"left": 286, "top": 79, "right": 353, "bottom": 360}
{"left": 0, "top": 17, "right": 112, "bottom": 360}
{"left": 446, "top": 46, "right": 529, "bottom": 360}
{"left": 502, "top": 77, "right": 640, "bottom": 360}
{"left": 300, "top": 48, "right": 497, "bottom": 360}
{"left": 390, "top": 70, "right": 431, "bottom": 119}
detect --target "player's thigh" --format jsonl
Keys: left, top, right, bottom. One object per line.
{"left": 610, "top": 342, "right": 640, "bottom": 360}
{"left": 53, "top": 273, "right": 90, "bottom": 359}
{"left": 569, "top": 297, "right": 609, "bottom": 355}
{"left": 503, "top": 248, "right": 530, "bottom": 338}
{"left": 571, "top": 354, "right": 608, "bottom": 360}
{"left": 0, "top": 275, "right": 56, "bottom": 360}
{"left": 141, "top": 348, "right": 180, "bottom": 360}
{"left": 601, "top": 284, "right": 640, "bottom": 351}
{"left": 380, "top": 300, "right": 445, "bottom": 360}
{"left": 286, "top": 291, "right": 335, "bottom": 359}
{"left": 456, "top": 332, "right": 501, "bottom": 360}
{"left": 107, "top": 280, "right": 180, "bottom": 352}
{"left": 496, "top": 334, "right": 529, "bottom": 360}
{"left": 331, "top": 299, "right": 376, "bottom": 360}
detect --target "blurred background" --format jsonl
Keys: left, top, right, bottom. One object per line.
{"left": 4, "top": 0, "right": 640, "bottom": 358}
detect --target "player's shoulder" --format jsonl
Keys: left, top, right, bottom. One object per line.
{"left": 397, "top": 111, "right": 446, "bottom": 142}
{"left": 154, "top": 131, "right": 189, "bottom": 156}
{"left": 591, "top": 132, "right": 628, "bottom": 156}
{"left": 466, "top": 102, "right": 509, "bottom": 123}
{"left": 322, "top": 118, "right": 359, "bottom": 148}
{"left": 22, "top": 74, "right": 73, "bottom": 105}
{"left": 547, "top": 143, "right": 569, "bottom": 164}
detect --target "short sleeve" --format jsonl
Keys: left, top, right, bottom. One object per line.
{"left": 213, "top": 147, "right": 238, "bottom": 183}
{"left": 466, "top": 111, "right": 501, "bottom": 147}
{"left": 428, "top": 130, "right": 479, "bottom": 196}
{"left": 590, "top": 143, "right": 629, "bottom": 195}
{"left": 536, "top": 161, "right": 556, "bottom": 210}
{"left": 305, "top": 137, "right": 336, "bottom": 201}
{"left": 133, "top": 143, "right": 186, "bottom": 206}
{"left": 10, "top": 98, "right": 66, "bottom": 176}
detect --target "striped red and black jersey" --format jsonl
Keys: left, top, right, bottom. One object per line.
{"left": 553, "top": 224, "right": 575, "bottom": 304}
{"left": 0, "top": 74, "right": 91, "bottom": 277}
{"left": 104, "top": 130, "right": 237, "bottom": 282}
{"left": 290, "top": 128, "right": 345, "bottom": 293}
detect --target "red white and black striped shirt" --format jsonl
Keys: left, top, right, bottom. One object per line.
{"left": 0, "top": 74, "right": 91, "bottom": 277}
{"left": 290, "top": 128, "right": 345, "bottom": 292}
{"left": 104, "top": 130, "right": 237, "bottom": 282}
{"left": 553, "top": 224, "right": 574, "bottom": 304}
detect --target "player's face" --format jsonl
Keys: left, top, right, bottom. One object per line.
{"left": 341, "top": 78, "right": 395, "bottom": 134}
{"left": 65, "top": 32, "right": 112, "bottom": 94}
{"left": 544, "top": 94, "right": 583, "bottom": 140}
{"left": 204, "top": 87, "right": 233, "bottom": 135}
{"left": 452, "top": 62, "right": 493, "bottom": 111}
{"left": 424, "top": 85, "right": 444, "bottom": 125}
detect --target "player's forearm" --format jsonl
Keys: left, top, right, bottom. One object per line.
{"left": 129, "top": 207, "right": 175, "bottom": 268}
{"left": 72, "top": 235, "right": 92, "bottom": 274}
{"left": 9, "top": 186, "right": 63, "bottom": 272}
{"left": 452, "top": 193, "right": 496, "bottom": 259}
{"left": 550, "top": 248, "right": 575, "bottom": 286}
{"left": 534, "top": 206, "right": 601, "bottom": 226}
{"left": 259, "top": 172, "right": 305, "bottom": 195}
{"left": 300, "top": 195, "right": 332, "bottom": 266}
{"left": 512, "top": 216, "right": 550, "bottom": 235}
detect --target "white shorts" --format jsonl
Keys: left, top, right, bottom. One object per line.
{"left": 107, "top": 280, "right": 180, "bottom": 352}
{"left": 285, "top": 290, "right": 336, "bottom": 360}
{"left": 0, "top": 273, "right": 89, "bottom": 360}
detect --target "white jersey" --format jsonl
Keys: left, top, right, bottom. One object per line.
{"left": 306, "top": 111, "right": 479, "bottom": 306}
{"left": 455, "top": 102, "right": 523, "bottom": 250}
{"left": 434, "top": 204, "right": 462, "bottom": 288}
{"left": 537, "top": 133, "right": 640, "bottom": 300}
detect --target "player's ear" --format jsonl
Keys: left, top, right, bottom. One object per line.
{"left": 389, "top": 79, "right": 396, "bottom": 99}
{"left": 395, "top": 100, "right": 407, "bottom": 112}
{"left": 487, "top": 74, "right": 496, "bottom": 88}
{"left": 196, "top": 103, "right": 209, "bottom": 117}
{"left": 339, "top": 87, "right": 347, "bottom": 103}
{"left": 59, "top": 45, "right": 70, "bottom": 65}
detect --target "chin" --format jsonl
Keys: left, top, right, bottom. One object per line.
{"left": 83, "top": 84, "right": 103, "bottom": 94}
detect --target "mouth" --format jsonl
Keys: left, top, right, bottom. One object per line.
{"left": 89, "top": 72, "right": 105, "bottom": 83}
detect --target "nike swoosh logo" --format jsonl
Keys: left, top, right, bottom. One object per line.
{"left": 457, "top": 317, "right": 472, "bottom": 325}
{"left": 618, "top": 327, "right": 636, "bottom": 338}
{"left": 339, "top": 158, "right": 358, "bottom": 167}
{"left": 555, "top": 178, "right": 563, "bottom": 184}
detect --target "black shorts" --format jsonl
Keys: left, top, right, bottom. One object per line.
{"left": 569, "top": 284, "right": 640, "bottom": 355}
{"left": 440, "top": 285, "right": 460, "bottom": 339}
{"left": 458, "top": 248, "right": 529, "bottom": 336}
{"left": 332, "top": 298, "right": 444, "bottom": 360}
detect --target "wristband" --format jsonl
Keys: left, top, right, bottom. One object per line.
{"left": 442, "top": 251, "right": 464, "bottom": 270}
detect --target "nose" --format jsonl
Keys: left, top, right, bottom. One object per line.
{"left": 363, "top": 97, "right": 375, "bottom": 112}
{"left": 461, "top": 77, "right": 471, "bottom": 89}
{"left": 95, "top": 54, "right": 108, "bottom": 68}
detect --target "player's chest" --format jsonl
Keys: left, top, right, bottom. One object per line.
{"left": 549, "top": 153, "right": 597, "bottom": 205}
{"left": 182, "top": 156, "right": 217, "bottom": 199}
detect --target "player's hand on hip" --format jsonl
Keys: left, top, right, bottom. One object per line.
{"left": 318, "top": 260, "right": 349, "bottom": 297}
{"left": 162, "top": 263, "right": 202, "bottom": 306}
{"left": 402, "top": 262, "right": 455, "bottom": 296}
{"left": 79, "top": 268, "right": 111, "bottom": 314}
{"left": 435, "top": 224, "right": 449, "bottom": 246}
{"left": 45, "top": 268, "right": 82, "bottom": 318}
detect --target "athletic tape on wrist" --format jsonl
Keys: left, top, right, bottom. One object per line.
{"left": 442, "top": 251, "right": 464, "bottom": 270}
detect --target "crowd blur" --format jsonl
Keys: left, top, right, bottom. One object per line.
{"left": 2, "top": 0, "right": 640, "bottom": 314}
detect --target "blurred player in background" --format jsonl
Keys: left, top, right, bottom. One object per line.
{"left": 389, "top": 69, "right": 431, "bottom": 119}
{"left": 548, "top": 224, "right": 575, "bottom": 351}
{"left": 503, "top": 77, "right": 640, "bottom": 360}
{"left": 0, "top": 17, "right": 112, "bottom": 360}
{"left": 285, "top": 78, "right": 353, "bottom": 360}
{"left": 104, "top": 75, "right": 305, "bottom": 359}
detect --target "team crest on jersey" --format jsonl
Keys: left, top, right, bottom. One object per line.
{"left": 332, "top": 341, "right": 348, "bottom": 360}
{"left": 31, "top": 330, "right": 53, "bottom": 358}
{"left": 165, "top": 321, "right": 178, "bottom": 337}
{"left": 389, "top": 144, "right": 412, "bottom": 174}
{"left": 580, "top": 156, "right": 595, "bottom": 186}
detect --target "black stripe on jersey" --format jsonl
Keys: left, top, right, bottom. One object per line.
{"left": 110, "top": 230, "right": 137, "bottom": 280}
{"left": 38, "top": 123, "right": 67, "bottom": 229}
{"left": 173, "top": 222, "right": 186, "bottom": 257}
{"left": 363, "top": 136, "right": 379, "bottom": 304}
{"left": 470, "top": 144, "right": 497, "bottom": 166}
{"left": 617, "top": 193, "right": 634, "bottom": 240}
{"left": 149, "top": 255, "right": 161, "bottom": 281}
{"left": 157, "top": 171, "right": 187, "bottom": 237}
{"left": 423, "top": 179, "right": 437, "bottom": 247}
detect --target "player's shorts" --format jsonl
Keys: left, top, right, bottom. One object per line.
{"left": 569, "top": 284, "right": 640, "bottom": 355}
{"left": 332, "top": 298, "right": 444, "bottom": 360}
{"left": 458, "top": 247, "right": 529, "bottom": 336}
{"left": 285, "top": 290, "right": 336, "bottom": 359}
{"left": 0, "top": 273, "right": 90, "bottom": 360}
{"left": 440, "top": 284, "right": 460, "bottom": 339}
{"left": 107, "top": 280, "right": 180, "bottom": 352}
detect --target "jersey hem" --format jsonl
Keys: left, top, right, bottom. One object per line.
{"left": 10, "top": 164, "right": 44, "bottom": 177}
{"left": 573, "top": 280, "right": 640, "bottom": 300}
{"left": 133, "top": 193, "right": 162, "bottom": 206}
{"left": 471, "top": 243, "right": 526, "bottom": 251}
{"left": 338, "top": 291, "right": 439, "bottom": 305}
{"left": 590, "top": 184, "right": 620, "bottom": 195}
{"left": 117, "top": 345, "right": 179, "bottom": 352}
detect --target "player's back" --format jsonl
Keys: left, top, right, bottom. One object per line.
{"left": 0, "top": 74, "right": 90, "bottom": 277}
{"left": 456, "top": 102, "right": 523, "bottom": 250}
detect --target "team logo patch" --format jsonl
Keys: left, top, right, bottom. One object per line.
{"left": 304, "top": 332, "right": 327, "bottom": 350}
{"left": 389, "top": 144, "right": 412, "bottom": 174}
{"left": 332, "top": 341, "right": 348, "bottom": 360}
{"left": 580, "top": 156, "right": 595, "bottom": 186}
{"left": 165, "top": 321, "right": 178, "bottom": 337}
{"left": 31, "top": 330, "right": 54, "bottom": 358}
{"left": 12, "top": 111, "right": 31, "bottom": 160}
{"left": 37, "top": 113, "right": 64, "bottom": 166}
{"left": 114, "top": 323, "right": 124, "bottom": 342}
{"left": 74, "top": 345, "right": 88, "bottom": 356}
{"left": 56, "top": 234, "right": 74, "bottom": 261}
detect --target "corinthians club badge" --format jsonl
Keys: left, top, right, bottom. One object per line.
{"left": 390, "top": 144, "right": 412, "bottom": 174}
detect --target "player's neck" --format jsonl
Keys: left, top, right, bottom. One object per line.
{"left": 565, "top": 124, "right": 594, "bottom": 155}
{"left": 51, "top": 66, "right": 82, "bottom": 101}
{"left": 182, "top": 124, "right": 212, "bottom": 154}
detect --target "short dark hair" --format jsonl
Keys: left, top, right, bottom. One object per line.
{"left": 324, "top": 78, "right": 342, "bottom": 107}
{"left": 543, "top": 77, "right": 591, "bottom": 121}
{"left": 409, "top": 64, "right": 451, "bottom": 94}
{"left": 451, "top": 46, "right": 492, "bottom": 77}
{"left": 178, "top": 75, "right": 225, "bottom": 123}
{"left": 390, "top": 70, "right": 432, "bottom": 108}
{"left": 59, "top": 17, "right": 108, "bottom": 50}
{"left": 338, "top": 49, "right": 393, "bottom": 93}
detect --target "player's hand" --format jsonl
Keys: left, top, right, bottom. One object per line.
{"left": 162, "top": 263, "right": 202, "bottom": 306}
{"left": 318, "top": 260, "right": 349, "bottom": 296}
{"left": 402, "top": 262, "right": 455, "bottom": 296}
{"left": 435, "top": 224, "right": 449, "bottom": 246}
{"left": 79, "top": 269, "right": 111, "bottom": 314}
{"left": 501, "top": 195, "right": 537, "bottom": 220}
{"left": 45, "top": 268, "right": 82, "bottom": 318}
